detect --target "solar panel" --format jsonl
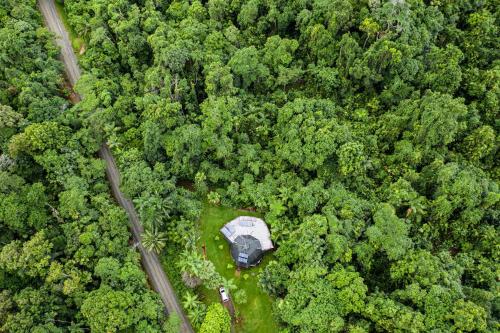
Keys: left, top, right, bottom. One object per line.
{"left": 239, "top": 220, "right": 254, "bottom": 227}
{"left": 238, "top": 256, "right": 248, "bottom": 264}
{"left": 221, "top": 227, "right": 233, "bottom": 238}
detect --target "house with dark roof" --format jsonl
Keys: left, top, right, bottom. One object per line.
{"left": 220, "top": 216, "right": 273, "bottom": 268}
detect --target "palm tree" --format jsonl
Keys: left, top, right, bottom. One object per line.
{"left": 182, "top": 292, "right": 200, "bottom": 310}
{"left": 141, "top": 229, "right": 167, "bottom": 254}
{"left": 187, "top": 304, "right": 207, "bottom": 328}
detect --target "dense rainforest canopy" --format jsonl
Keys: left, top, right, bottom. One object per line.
{"left": 1, "top": 0, "right": 499, "bottom": 332}
{"left": 0, "top": 1, "right": 169, "bottom": 332}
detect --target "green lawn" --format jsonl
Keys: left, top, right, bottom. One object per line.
{"left": 54, "top": 0, "right": 85, "bottom": 54}
{"left": 197, "top": 203, "right": 279, "bottom": 333}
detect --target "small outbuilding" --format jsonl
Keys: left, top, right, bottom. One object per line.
{"left": 220, "top": 216, "right": 273, "bottom": 268}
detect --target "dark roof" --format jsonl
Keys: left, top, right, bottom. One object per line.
{"left": 230, "top": 235, "right": 264, "bottom": 268}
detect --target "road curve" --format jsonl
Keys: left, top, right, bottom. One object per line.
{"left": 37, "top": 1, "right": 193, "bottom": 332}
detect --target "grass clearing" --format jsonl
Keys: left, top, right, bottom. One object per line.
{"left": 197, "top": 203, "right": 279, "bottom": 333}
{"left": 54, "top": 0, "right": 85, "bottom": 54}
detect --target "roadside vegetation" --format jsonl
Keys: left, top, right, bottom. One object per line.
{"left": 0, "top": 1, "right": 165, "bottom": 332}
{"left": 55, "top": 0, "right": 85, "bottom": 54}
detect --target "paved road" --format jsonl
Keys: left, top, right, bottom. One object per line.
{"left": 37, "top": 1, "right": 193, "bottom": 332}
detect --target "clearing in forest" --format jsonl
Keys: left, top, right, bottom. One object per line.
{"left": 197, "top": 203, "right": 279, "bottom": 333}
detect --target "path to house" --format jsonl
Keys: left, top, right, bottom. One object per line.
{"left": 37, "top": 1, "right": 193, "bottom": 332}
{"left": 222, "top": 297, "right": 236, "bottom": 333}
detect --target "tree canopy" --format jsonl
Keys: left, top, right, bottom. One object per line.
{"left": 1, "top": 0, "right": 499, "bottom": 332}
{"left": 0, "top": 1, "right": 165, "bottom": 331}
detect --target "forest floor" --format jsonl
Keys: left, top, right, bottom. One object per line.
{"left": 54, "top": 0, "right": 85, "bottom": 54}
{"left": 197, "top": 203, "right": 279, "bottom": 333}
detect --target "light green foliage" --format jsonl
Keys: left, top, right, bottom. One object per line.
{"left": 141, "top": 229, "right": 167, "bottom": 254}
{"left": 461, "top": 125, "right": 496, "bottom": 163}
{"left": 366, "top": 204, "right": 412, "bottom": 260}
{"left": 237, "top": 0, "right": 259, "bottom": 28}
{"left": 0, "top": 175, "right": 49, "bottom": 232}
{"left": 183, "top": 292, "right": 201, "bottom": 310}
{"left": 183, "top": 292, "right": 207, "bottom": 328}
{"left": 0, "top": 288, "right": 60, "bottom": 333}
{"left": 449, "top": 300, "right": 487, "bottom": 332}
{"left": 276, "top": 215, "right": 328, "bottom": 265}
{"left": 204, "top": 62, "right": 235, "bottom": 96}
{"left": 8, "top": 122, "right": 69, "bottom": 157}
{"left": 233, "top": 289, "right": 247, "bottom": 304}
{"left": 274, "top": 98, "right": 344, "bottom": 171}
{"left": 200, "top": 96, "right": 239, "bottom": 159}
{"left": 178, "top": 248, "right": 225, "bottom": 290}
{"left": 228, "top": 46, "right": 269, "bottom": 89}
{"left": 416, "top": 93, "right": 468, "bottom": 148}
{"left": 0, "top": 231, "right": 52, "bottom": 278}
{"left": 207, "top": 191, "right": 221, "bottom": 205}
{"left": 390, "top": 250, "right": 462, "bottom": 289}
{"left": 58, "top": 180, "right": 88, "bottom": 219}
{"left": 327, "top": 266, "right": 367, "bottom": 315}
{"left": 0, "top": 105, "right": 23, "bottom": 146}
{"left": 363, "top": 295, "right": 425, "bottom": 332}
{"left": 81, "top": 287, "right": 136, "bottom": 332}
{"left": 276, "top": 264, "right": 368, "bottom": 332}
{"left": 163, "top": 314, "right": 181, "bottom": 333}
{"left": 422, "top": 45, "right": 463, "bottom": 93}
{"left": 199, "top": 303, "right": 231, "bottom": 333}
{"left": 261, "top": 36, "right": 302, "bottom": 88}
{"left": 338, "top": 141, "right": 366, "bottom": 176}
{"left": 81, "top": 285, "right": 160, "bottom": 333}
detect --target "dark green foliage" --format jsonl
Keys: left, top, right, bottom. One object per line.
{"left": 0, "top": 1, "right": 164, "bottom": 331}
{"left": 2, "top": 0, "right": 498, "bottom": 331}
{"left": 59, "top": 0, "right": 498, "bottom": 330}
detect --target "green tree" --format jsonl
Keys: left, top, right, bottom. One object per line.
{"left": 338, "top": 141, "right": 367, "bottom": 177}
{"left": 274, "top": 98, "right": 345, "bottom": 171}
{"left": 0, "top": 231, "right": 52, "bottom": 278}
{"left": 415, "top": 93, "right": 468, "bottom": 149}
{"left": 461, "top": 125, "right": 496, "bottom": 163}
{"left": 81, "top": 285, "right": 161, "bottom": 333}
{"left": 8, "top": 122, "right": 68, "bottom": 157}
{"left": 365, "top": 204, "right": 412, "bottom": 260}
{"left": 199, "top": 303, "right": 231, "bottom": 333}
{"left": 228, "top": 46, "right": 269, "bottom": 89}
{"left": 141, "top": 229, "right": 167, "bottom": 254}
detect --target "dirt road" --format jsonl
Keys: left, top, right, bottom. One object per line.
{"left": 98, "top": 146, "right": 193, "bottom": 333}
{"left": 37, "top": 1, "right": 193, "bottom": 332}
{"left": 38, "top": 0, "right": 80, "bottom": 87}
{"left": 222, "top": 297, "right": 236, "bottom": 333}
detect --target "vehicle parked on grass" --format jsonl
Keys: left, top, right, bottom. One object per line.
{"left": 219, "top": 286, "right": 229, "bottom": 303}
